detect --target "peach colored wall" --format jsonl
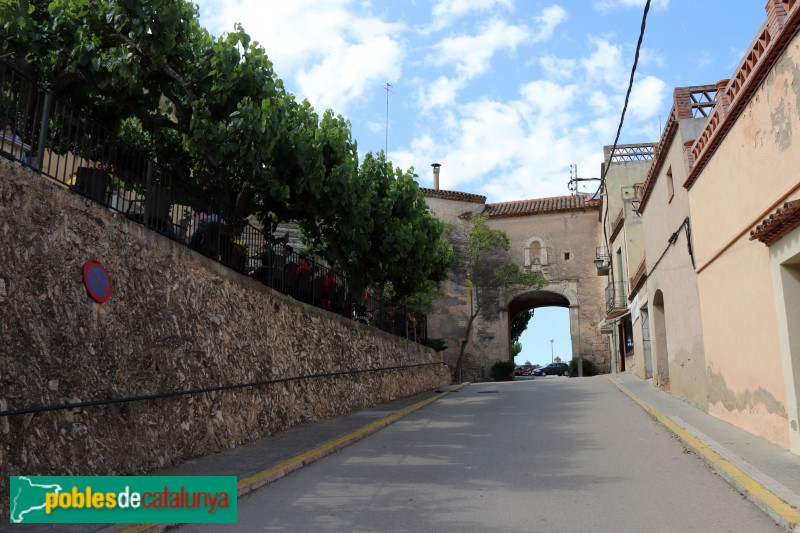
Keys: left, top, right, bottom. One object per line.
{"left": 640, "top": 119, "right": 709, "bottom": 409}
{"left": 687, "top": 33, "right": 800, "bottom": 448}
{"left": 689, "top": 43, "right": 800, "bottom": 267}
{"left": 697, "top": 237, "right": 787, "bottom": 446}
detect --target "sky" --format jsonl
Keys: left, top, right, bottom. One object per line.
{"left": 194, "top": 0, "right": 768, "bottom": 366}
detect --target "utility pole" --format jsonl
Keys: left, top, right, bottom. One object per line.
{"left": 384, "top": 83, "right": 394, "bottom": 156}
{"left": 568, "top": 164, "right": 601, "bottom": 196}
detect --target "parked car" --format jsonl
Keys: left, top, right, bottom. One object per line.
{"left": 515, "top": 364, "right": 535, "bottom": 376}
{"left": 534, "top": 362, "right": 570, "bottom": 376}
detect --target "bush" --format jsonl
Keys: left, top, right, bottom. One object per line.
{"left": 568, "top": 356, "right": 598, "bottom": 377}
{"left": 491, "top": 360, "right": 516, "bottom": 381}
{"left": 422, "top": 338, "right": 448, "bottom": 352}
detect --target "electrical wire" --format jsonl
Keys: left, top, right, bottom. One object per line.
{"left": 595, "top": 0, "right": 652, "bottom": 288}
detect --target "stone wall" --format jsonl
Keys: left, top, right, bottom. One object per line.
{"left": 0, "top": 163, "right": 449, "bottom": 515}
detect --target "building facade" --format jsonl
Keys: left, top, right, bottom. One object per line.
{"left": 423, "top": 186, "right": 608, "bottom": 379}
{"left": 597, "top": 1, "right": 800, "bottom": 454}
{"left": 683, "top": 0, "right": 800, "bottom": 451}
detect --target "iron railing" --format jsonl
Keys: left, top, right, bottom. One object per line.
{"left": 605, "top": 281, "right": 626, "bottom": 317}
{"left": 0, "top": 59, "right": 426, "bottom": 342}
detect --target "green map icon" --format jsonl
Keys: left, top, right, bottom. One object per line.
{"left": 10, "top": 476, "right": 64, "bottom": 523}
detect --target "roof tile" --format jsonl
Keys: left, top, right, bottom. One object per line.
{"left": 750, "top": 200, "right": 800, "bottom": 246}
{"left": 420, "top": 188, "right": 487, "bottom": 203}
{"left": 483, "top": 194, "right": 600, "bottom": 218}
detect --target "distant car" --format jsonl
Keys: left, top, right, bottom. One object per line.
{"left": 534, "top": 362, "right": 570, "bottom": 376}
{"left": 515, "top": 365, "right": 535, "bottom": 376}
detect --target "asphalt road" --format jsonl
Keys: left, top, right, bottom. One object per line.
{"left": 183, "top": 376, "right": 784, "bottom": 532}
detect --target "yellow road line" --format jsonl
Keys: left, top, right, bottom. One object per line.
{"left": 119, "top": 384, "right": 468, "bottom": 533}
{"left": 608, "top": 376, "right": 800, "bottom": 529}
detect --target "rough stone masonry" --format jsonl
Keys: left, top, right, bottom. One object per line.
{"left": 0, "top": 161, "right": 449, "bottom": 517}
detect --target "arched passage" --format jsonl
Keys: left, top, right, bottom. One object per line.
{"left": 505, "top": 288, "right": 577, "bottom": 364}
{"left": 652, "top": 289, "right": 670, "bottom": 388}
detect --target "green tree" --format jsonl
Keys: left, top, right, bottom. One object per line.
{"left": 510, "top": 341, "right": 522, "bottom": 359}
{"left": 301, "top": 152, "right": 452, "bottom": 297}
{"left": 450, "top": 215, "right": 546, "bottom": 376}
{"left": 2, "top": 0, "right": 454, "bottom": 299}
{"left": 510, "top": 308, "right": 534, "bottom": 353}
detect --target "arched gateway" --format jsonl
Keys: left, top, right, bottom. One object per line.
{"left": 422, "top": 187, "right": 609, "bottom": 380}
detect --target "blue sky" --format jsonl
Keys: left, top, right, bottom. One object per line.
{"left": 195, "top": 0, "right": 768, "bottom": 365}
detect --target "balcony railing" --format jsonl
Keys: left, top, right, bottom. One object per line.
{"left": 605, "top": 281, "right": 627, "bottom": 320}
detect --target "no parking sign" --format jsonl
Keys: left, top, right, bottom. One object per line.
{"left": 83, "top": 260, "right": 112, "bottom": 303}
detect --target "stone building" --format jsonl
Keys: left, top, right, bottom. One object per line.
{"left": 422, "top": 185, "right": 608, "bottom": 380}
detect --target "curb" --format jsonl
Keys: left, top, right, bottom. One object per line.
{"left": 608, "top": 376, "right": 800, "bottom": 532}
{"left": 120, "top": 383, "right": 470, "bottom": 533}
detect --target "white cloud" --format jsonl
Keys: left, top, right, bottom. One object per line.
{"left": 398, "top": 32, "right": 662, "bottom": 201}
{"left": 594, "top": 0, "right": 669, "bottom": 13}
{"left": 431, "top": 0, "right": 514, "bottom": 21}
{"left": 638, "top": 46, "right": 666, "bottom": 68}
{"left": 532, "top": 5, "right": 568, "bottom": 43}
{"left": 588, "top": 90, "right": 613, "bottom": 115}
{"left": 197, "top": 0, "right": 406, "bottom": 114}
{"left": 581, "top": 38, "right": 627, "bottom": 89}
{"left": 416, "top": 75, "right": 467, "bottom": 112}
{"left": 627, "top": 75, "right": 666, "bottom": 120}
{"left": 297, "top": 36, "right": 403, "bottom": 113}
{"left": 539, "top": 56, "right": 578, "bottom": 80}
{"left": 428, "top": 19, "right": 529, "bottom": 79}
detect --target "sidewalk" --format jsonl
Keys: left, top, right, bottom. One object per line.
{"left": 609, "top": 373, "right": 800, "bottom": 532}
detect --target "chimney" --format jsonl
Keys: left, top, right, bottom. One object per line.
{"left": 431, "top": 163, "right": 441, "bottom": 190}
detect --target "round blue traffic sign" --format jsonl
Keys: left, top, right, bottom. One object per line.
{"left": 83, "top": 260, "right": 112, "bottom": 303}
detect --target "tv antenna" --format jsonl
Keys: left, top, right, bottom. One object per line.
{"left": 384, "top": 82, "right": 395, "bottom": 156}
{"left": 568, "top": 164, "right": 601, "bottom": 196}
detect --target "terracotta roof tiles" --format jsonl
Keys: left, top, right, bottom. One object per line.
{"left": 482, "top": 194, "right": 599, "bottom": 218}
{"left": 420, "top": 188, "right": 486, "bottom": 203}
{"left": 750, "top": 200, "right": 800, "bottom": 246}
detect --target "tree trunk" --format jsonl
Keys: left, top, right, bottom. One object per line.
{"left": 455, "top": 309, "right": 479, "bottom": 382}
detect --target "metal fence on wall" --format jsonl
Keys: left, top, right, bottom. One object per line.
{"left": 0, "top": 59, "right": 427, "bottom": 342}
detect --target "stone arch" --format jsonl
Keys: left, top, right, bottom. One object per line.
{"left": 523, "top": 236, "right": 548, "bottom": 268}
{"left": 501, "top": 285, "right": 580, "bottom": 361}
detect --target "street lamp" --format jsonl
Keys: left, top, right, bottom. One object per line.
{"left": 550, "top": 338, "right": 554, "bottom": 363}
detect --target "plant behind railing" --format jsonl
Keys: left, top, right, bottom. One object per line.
{"left": 0, "top": 59, "right": 428, "bottom": 343}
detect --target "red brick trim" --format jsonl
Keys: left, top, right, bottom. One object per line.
{"left": 684, "top": 2, "right": 800, "bottom": 190}
{"left": 750, "top": 200, "right": 800, "bottom": 245}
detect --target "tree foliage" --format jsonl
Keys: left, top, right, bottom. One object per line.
{"left": 510, "top": 309, "right": 534, "bottom": 345}
{"left": 1, "top": 0, "right": 453, "bottom": 300}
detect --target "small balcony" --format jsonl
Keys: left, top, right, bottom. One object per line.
{"left": 605, "top": 281, "right": 627, "bottom": 320}
{"left": 594, "top": 246, "right": 610, "bottom": 276}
